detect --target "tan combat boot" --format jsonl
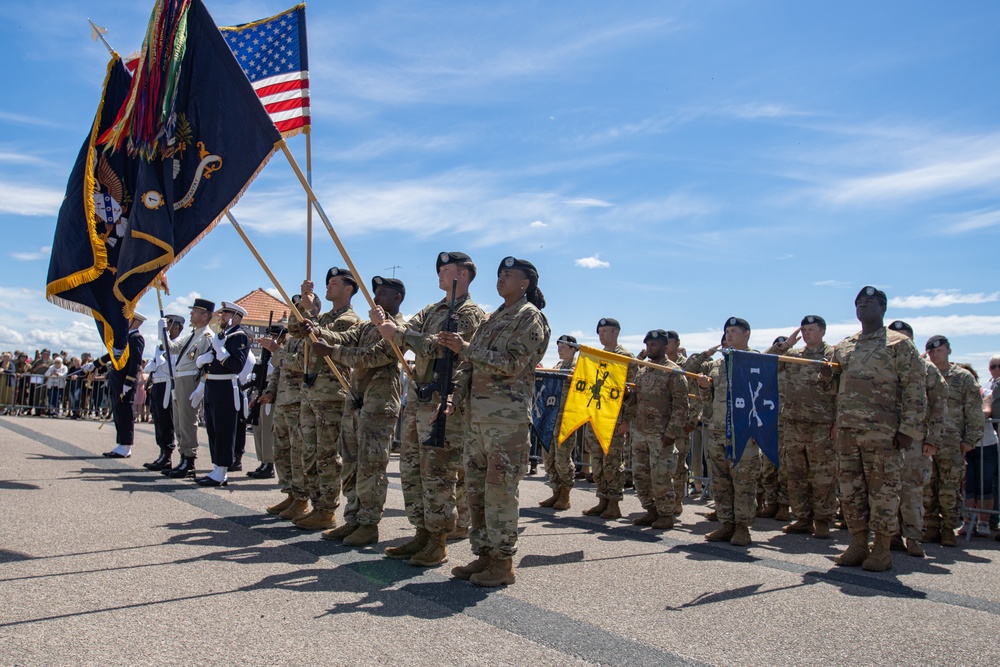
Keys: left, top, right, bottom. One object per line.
{"left": 757, "top": 503, "right": 778, "bottom": 518}
{"left": 278, "top": 498, "right": 310, "bottom": 521}
{"left": 812, "top": 520, "right": 830, "bottom": 539}
{"left": 632, "top": 508, "right": 659, "bottom": 526}
{"left": 294, "top": 509, "right": 336, "bottom": 531}
{"left": 470, "top": 556, "right": 515, "bottom": 587}
{"left": 889, "top": 534, "right": 905, "bottom": 551}
{"left": 552, "top": 487, "right": 571, "bottom": 511}
{"left": 730, "top": 523, "right": 752, "bottom": 546}
{"left": 782, "top": 518, "right": 812, "bottom": 534}
{"left": 321, "top": 523, "right": 358, "bottom": 541}
{"left": 706, "top": 522, "right": 736, "bottom": 542}
{"left": 705, "top": 510, "right": 719, "bottom": 522}
{"left": 451, "top": 554, "right": 491, "bottom": 580}
{"left": 538, "top": 489, "right": 560, "bottom": 508}
{"left": 774, "top": 505, "right": 790, "bottom": 521}
{"left": 446, "top": 525, "right": 469, "bottom": 541}
{"left": 384, "top": 528, "right": 430, "bottom": 560}
{"left": 862, "top": 533, "right": 893, "bottom": 571}
{"left": 905, "top": 538, "right": 925, "bottom": 558}
{"left": 600, "top": 500, "right": 622, "bottom": 520}
{"left": 267, "top": 494, "right": 295, "bottom": 515}
{"left": 409, "top": 531, "right": 448, "bottom": 567}
{"left": 583, "top": 498, "right": 609, "bottom": 516}
{"left": 940, "top": 528, "right": 957, "bottom": 547}
{"left": 343, "top": 524, "right": 378, "bottom": 547}
{"left": 651, "top": 515, "right": 674, "bottom": 531}
{"left": 835, "top": 531, "right": 870, "bottom": 567}
{"left": 921, "top": 526, "right": 941, "bottom": 543}
{"left": 674, "top": 499, "right": 683, "bottom": 516}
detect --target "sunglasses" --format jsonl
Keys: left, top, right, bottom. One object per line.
{"left": 991, "top": 364, "right": 1000, "bottom": 369}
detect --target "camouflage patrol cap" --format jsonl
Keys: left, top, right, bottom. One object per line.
{"left": 925, "top": 335, "right": 949, "bottom": 351}
{"left": 436, "top": 252, "right": 477, "bottom": 280}
{"left": 801, "top": 315, "right": 826, "bottom": 329}
{"left": 371, "top": 275, "right": 405, "bottom": 298}
{"left": 889, "top": 320, "right": 913, "bottom": 337}
{"left": 596, "top": 317, "right": 621, "bottom": 333}
{"left": 644, "top": 329, "right": 669, "bottom": 344}
{"left": 855, "top": 285, "right": 887, "bottom": 308}
{"left": 556, "top": 334, "right": 579, "bottom": 349}
{"left": 724, "top": 317, "right": 750, "bottom": 332}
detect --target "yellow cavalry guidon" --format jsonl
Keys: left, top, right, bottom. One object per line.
{"left": 557, "top": 345, "right": 629, "bottom": 453}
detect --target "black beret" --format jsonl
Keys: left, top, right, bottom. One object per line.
{"left": 925, "top": 335, "right": 949, "bottom": 351}
{"left": 889, "top": 320, "right": 913, "bottom": 337}
{"left": 371, "top": 275, "right": 405, "bottom": 297}
{"left": 556, "top": 334, "right": 579, "bottom": 348}
{"left": 666, "top": 330, "right": 680, "bottom": 341}
{"left": 190, "top": 298, "right": 215, "bottom": 312}
{"left": 644, "top": 329, "right": 669, "bottom": 344}
{"left": 436, "top": 252, "right": 476, "bottom": 280}
{"left": 596, "top": 317, "right": 621, "bottom": 333}
{"left": 855, "top": 285, "right": 887, "bottom": 308}
{"left": 291, "top": 294, "right": 302, "bottom": 305}
{"left": 267, "top": 324, "right": 288, "bottom": 337}
{"left": 773, "top": 336, "right": 788, "bottom": 346}
{"left": 497, "top": 256, "right": 538, "bottom": 277}
{"left": 801, "top": 315, "right": 826, "bottom": 328}
{"left": 724, "top": 317, "right": 751, "bottom": 332}
{"left": 326, "top": 266, "right": 356, "bottom": 285}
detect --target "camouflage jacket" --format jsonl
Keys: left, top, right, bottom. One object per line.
{"left": 621, "top": 357, "right": 689, "bottom": 440}
{"left": 698, "top": 349, "right": 759, "bottom": 431}
{"left": 290, "top": 304, "right": 360, "bottom": 402}
{"left": 266, "top": 336, "right": 305, "bottom": 407}
{"left": 455, "top": 295, "right": 550, "bottom": 423}
{"left": 922, "top": 359, "right": 948, "bottom": 446}
{"left": 315, "top": 313, "right": 405, "bottom": 416}
{"left": 831, "top": 327, "right": 926, "bottom": 439}
{"left": 677, "top": 353, "right": 705, "bottom": 428}
{"left": 686, "top": 350, "right": 716, "bottom": 423}
{"left": 939, "top": 363, "right": 984, "bottom": 450}
{"left": 764, "top": 342, "right": 837, "bottom": 424}
{"left": 611, "top": 344, "right": 636, "bottom": 425}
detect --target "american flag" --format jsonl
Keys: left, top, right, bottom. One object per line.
{"left": 220, "top": 4, "right": 310, "bottom": 137}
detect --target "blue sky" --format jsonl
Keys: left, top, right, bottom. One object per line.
{"left": 2, "top": 1, "right": 999, "bottom": 376}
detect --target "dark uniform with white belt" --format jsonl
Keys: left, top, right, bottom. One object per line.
{"left": 196, "top": 301, "right": 250, "bottom": 486}
{"left": 98, "top": 313, "right": 147, "bottom": 458}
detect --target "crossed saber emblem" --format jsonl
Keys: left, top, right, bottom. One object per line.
{"left": 746, "top": 380, "right": 775, "bottom": 427}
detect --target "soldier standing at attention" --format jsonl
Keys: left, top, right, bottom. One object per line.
{"left": 194, "top": 301, "right": 250, "bottom": 487}
{"left": 923, "top": 335, "right": 983, "bottom": 546}
{"left": 696, "top": 318, "right": 760, "bottom": 546}
{"left": 885, "top": 320, "right": 946, "bottom": 558}
{"left": 582, "top": 317, "right": 634, "bottom": 521}
{"left": 87, "top": 313, "right": 146, "bottom": 459}
{"left": 768, "top": 316, "right": 838, "bottom": 539}
{"left": 622, "top": 330, "right": 689, "bottom": 531}
{"left": 289, "top": 268, "right": 360, "bottom": 530}
{"left": 441, "top": 256, "right": 550, "bottom": 587}
{"left": 828, "top": 286, "right": 927, "bottom": 571}
{"left": 143, "top": 313, "right": 184, "bottom": 471}
{"left": 309, "top": 276, "right": 406, "bottom": 547}
{"left": 247, "top": 323, "right": 285, "bottom": 480}
{"left": 538, "top": 335, "right": 579, "bottom": 511}
{"left": 377, "top": 252, "right": 486, "bottom": 567}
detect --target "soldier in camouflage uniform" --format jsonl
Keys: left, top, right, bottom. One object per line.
{"left": 666, "top": 332, "right": 699, "bottom": 514}
{"left": 768, "top": 316, "right": 838, "bottom": 539}
{"left": 288, "top": 268, "right": 360, "bottom": 531}
{"left": 885, "top": 320, "right": 946, "bottom": 558}
{"left": 377, "top": 252, "right": 486, "bottom": 567}
{"left": 923, "top": 335, "right": 983, "bottom": 546}
{"left": 582, "top": 318, "right": 635, "bottom": 521}
{"left": 828, "top": 286, "right": 927, "bottom": 572}
{"left": 758, "top": 336, "right": 791, "bottom": 522}
{"left": 538, "top": 335, "right": 579, "bottom": 511}
{"left": 443, "top": 256, "right": 550, "bottom": 587}
{"left": 696, "top": 318, "right": 761, "bottom": 547}
{"left": 307, "top": 276, "right": 406, "bottom": 547}
{"left": 621, "top": 330, "right": 689, "bottom": 531}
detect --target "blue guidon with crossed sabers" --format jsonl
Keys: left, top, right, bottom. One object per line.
{"left": 725, "top": 349, "right": 780, "bottom": 466}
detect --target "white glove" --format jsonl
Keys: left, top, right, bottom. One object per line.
{"left": 123, "top": 383, "right": 132, "bottom": 394}
{"left": 216, "top": 346, "right": 231, "bottom": 362}
{"left": 210, "top": 334, "right": 226, "bottom": 354}
{"left": 82, "top": 362, "right": 95, "bottom": 372}
{"left": 189, "top": 381, "right": 205, "bottom": 408}
{"left": 157, "top": 318, "right": 167, "bottom": 332}
{"left": 196, "top": 352, "right": 214, "bottom": 368}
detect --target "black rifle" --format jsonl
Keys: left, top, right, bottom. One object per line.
{"left": 247, "top": 311, "right": 273, "bottom": 426}
{"left": 421, "top": 278, "right": 458, "bottom": 447}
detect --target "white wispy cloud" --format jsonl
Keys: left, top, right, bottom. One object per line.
{"left": 329, "top": 133, "right": 463, "bottom": 161}
{"left": 941, "top": 207, "right": 1000, "bottom": 234}
{"left": 529, "top": 221, "right": 547, "bottom": 228}
{"left": 0, "top": 181, "right": 64, "bottom": 216}
{"left": 10, "top": 246, "right": 51, "bottom": 261}
{"left": 575, "top": 255, "right": 610, "bottom": 269}
{"left": 889, "top": 289, "right": 1000, "bottom": 309}
{"left": 813, "top": 280, "right": 851, "bottom": 288}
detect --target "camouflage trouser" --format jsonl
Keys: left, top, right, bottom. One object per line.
{"left": 924, "top": 444, "right": 965, "bottom": 531}
{"left": 340, "top": 407, "right": 396, "bottom": 526}
{"left": 399, "top": 400, "right": 464, "bottom": 534}
{"left": 466, "top": 419, "right": 529, "bottom": 558}
{"left": 898, "top": 438, "right": 930, "bottom": 539}
{"left": 631, "top": 428, "right": 678, "bottom": 516}
{"left": 837, "top": 428, "right": 902, "bottom": 535}
{"left": 673, "top": 431, "right": 691, "bottom": 503}
{"left": 759, "top": 422, "right": 788, "bottom": 506}
{"left": 706, "top": 429, "right": 760, "bottom": 524}
{"left": 784, "top": 419, "right": 837, "bottom": 522}
{"left": 274, "top": 401, "right": 307, "bottom": 500}
{"left": 299, "top": 398, "right": 345, "bottom": 511}
{"left": 544, "top": 433, "right": 576, "bottom": 491}
{"left": 584, "top": 426, "right": 626, "bottom": 501}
